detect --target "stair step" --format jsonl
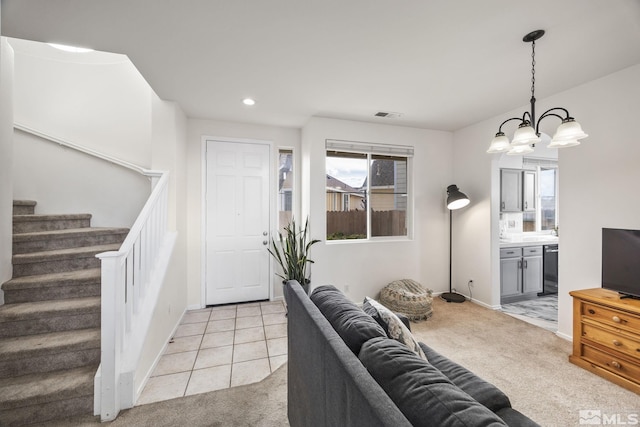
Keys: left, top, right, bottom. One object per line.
{"left": 12, "top": 243, "right": 120, "bottom": 277}
{"left": 0, "top": 366, "right": 95, "bottom": 426}
{"left": 13, "top": 227, "right": 128, "bottom": 254}
{"left": 13, "top": 214, "right": 92, "bottom": 234}
{"left": 0, "top": 297, "right": 100, "bottom": 338}
{"left": 2, "top": 269, "right": 101, "bottom": 304}
{"left": 13, "top": 200, "right": 37, "bottom": 216}
{"left": 0, "top": 329, "right": 100, "bottom": 379}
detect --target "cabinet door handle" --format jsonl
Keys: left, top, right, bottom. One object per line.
{"left": 502, "top": 201, "right": 505, "bottom": 209}
{"left": 524, "top": 260, "right": 528, "bottom": 269}
{"left": 518, "top": 260, "right": 522, "bottom": 269}
{"left": 524, "top": 201, "right": 528, "bottom": 209}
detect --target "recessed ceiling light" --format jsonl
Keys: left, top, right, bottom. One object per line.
{"left": 242, "top": 98, "right": 256, "bottom": 106}
{"left": 48, "top": 43, "right": 94, "bottom": 53}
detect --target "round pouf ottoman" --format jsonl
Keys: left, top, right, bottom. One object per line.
{"left": 379, "top": 279, "right": 433, "bottom": 321}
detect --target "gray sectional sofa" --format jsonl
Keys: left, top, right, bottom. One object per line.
{"left": 284, "top": 280, "right": 539, "bottom": 427}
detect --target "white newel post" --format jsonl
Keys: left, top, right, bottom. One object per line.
{"left": 97, "top": 250, "right": 125, "bottom": 422}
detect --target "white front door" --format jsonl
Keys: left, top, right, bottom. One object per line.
{"left": 205, "top": 139, "right": 271, "bottom": 305}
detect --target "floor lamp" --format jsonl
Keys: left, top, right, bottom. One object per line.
{"left": 442, "top": 184, "right": 470, "bottom": 303}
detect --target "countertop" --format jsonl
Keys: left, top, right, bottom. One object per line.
{"left": 499, "top": 235, "right": 559, "bottom": 248}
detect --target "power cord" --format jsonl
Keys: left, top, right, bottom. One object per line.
{"left": 467, "top": 280, "right": 473, "bottom": 301}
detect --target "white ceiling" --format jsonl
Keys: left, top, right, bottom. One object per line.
{"left": 2, "top": 0, "right": 640, "bottom": 131}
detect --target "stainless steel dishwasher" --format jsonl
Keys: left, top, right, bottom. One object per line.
{"left": 540, "top": 244, "right": 558, "bottom": 295}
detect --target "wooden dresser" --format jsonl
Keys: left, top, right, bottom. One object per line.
{"left": 570, "top": 288, "right": 640, "bottom": 394}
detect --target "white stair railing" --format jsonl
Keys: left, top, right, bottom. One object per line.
{"left": 14, "top": 123, "right": 175, "bottom": 422}
{"left": 96, "top": 171, "right": 172, "bottom": 421}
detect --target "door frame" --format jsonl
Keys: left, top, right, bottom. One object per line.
{"left": 200, "top": 135, "right": 275, "bottom": 307}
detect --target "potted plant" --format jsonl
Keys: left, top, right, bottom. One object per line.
{"left": 267, "top": 217, "right": 321, "bottom": 294}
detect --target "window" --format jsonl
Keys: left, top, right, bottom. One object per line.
{"left": 539, "top": 167, "right": 557, "bottom": 231}
{"left": 522, "top": 158, "right": 558, "bottom": 232}
{"left": 325, "top": 140, "right": 412, "bottom": 241}
{"left": 278, "top": 149, "right": 293, "bottom": 230}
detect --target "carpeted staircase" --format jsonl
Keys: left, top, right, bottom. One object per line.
{"left": 0, "top": 200, "right": 128, "bottom": 426}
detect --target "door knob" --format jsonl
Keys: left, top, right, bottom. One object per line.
{"left": 263, "top": 231, "right": 268, "bottom": 236}
{"left": 263, "top": 240, "right": 268, "bottom": 245}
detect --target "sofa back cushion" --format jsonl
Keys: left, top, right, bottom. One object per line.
{"left": 359, "top": 337, "right": 508, "bottom": 427}
{"left": 310, "top": 285, "right": 386, "bottom": 355}
{"left": 419, "top": 343, "right": 512, "bottom": 413}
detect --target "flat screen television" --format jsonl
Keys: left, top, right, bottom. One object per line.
{"left": 602, "top": 228, "right": 640, "bottom": 299}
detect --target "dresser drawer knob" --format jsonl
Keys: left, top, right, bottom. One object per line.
{"left": 588, "top": 309, "right": 596, "bottom": 315}
{"left": 613, "top": 340, "right": 622, "bottom": 346}
{"left": 611, "top": 361, "right": 621, "bottom": 369}
{"left": 612, "top": 316, "right": 621, "bottom": 323}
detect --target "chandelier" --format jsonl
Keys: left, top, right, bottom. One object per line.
{"left": 487, "top": 30, "right": 588, "bottom": 155}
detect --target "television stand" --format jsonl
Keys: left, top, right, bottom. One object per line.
{"left": 570, "top": 288, "right": 640, "bottom": 395}
{"left": 619, "top": 292, "right": 640, "bottom": 300}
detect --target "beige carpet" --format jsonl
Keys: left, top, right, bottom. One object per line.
{"left": 38, "top": 297, "right": 639, "bottom": 427}
{"left": 411, "top": 297, "right": 639, "bottom": 427}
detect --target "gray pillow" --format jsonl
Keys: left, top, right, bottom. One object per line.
{"left": 359, "top": 338, "right": 508, "bottom": 427}
{"left": 310, "top": 286, "right": 386, "bottom": 355}
{"left": 363, "top": 297, "right": 427, "bottom": 361}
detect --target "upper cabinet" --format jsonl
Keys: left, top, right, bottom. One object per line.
{"left": 500, "top": 169, "right": 522, "bottom": 212}
{"left": 500, "top": 168, "right": 536, "bottom": 213}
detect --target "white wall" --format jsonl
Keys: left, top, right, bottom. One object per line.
{"left": 453, "top": 64, "right": 640, "bottom": 334}
{"left": 556, "top": 64, "right": 640, "bottom": 338}
{"left": 0, "top": 36, "right": 15, "bottom": 302}
{"left": 134, "top": 95, "right": 188, "bottom": 398}
{"left": 11, "top": 38, "right": 151, "bottom": 166}
{"left": 12, "top": 129, "right": 150, "bottom": 227}
{"left": 185, "top": 119, "right": 301, "bottom": 308}
{"left": 301, "top": 117, "right": 453, "bottom": 303}
{"left": 10, "top": 38, "right": 156, "bottom": 227}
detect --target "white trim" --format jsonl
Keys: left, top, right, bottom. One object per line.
{"left": 555, "top": 330, "right": 572, "bottom": 342}
{"left": 326, "top": 138, "right": 414, "bottom": 157}
{"left": 200, "top": 135, "right": 274, "bottom": 307}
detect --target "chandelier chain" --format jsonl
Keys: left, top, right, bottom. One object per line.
{"left": 530, "top": 40, "right": 536, "bottom": 100}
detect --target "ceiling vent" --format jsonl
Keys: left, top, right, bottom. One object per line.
{"left": 374, "top": 111, "right": 403, "bottom": 119}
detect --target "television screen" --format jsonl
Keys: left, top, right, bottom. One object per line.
{"left": 602, "top": 228, "right": 640, "bottom": 298}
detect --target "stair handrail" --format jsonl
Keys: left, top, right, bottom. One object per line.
{"left": 14, "top": 122, "right": 162, "bottom": 178}
{"left": 96, "top": 170, "right": 173, "bottom": 421}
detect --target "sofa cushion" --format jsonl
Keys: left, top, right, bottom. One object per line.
{"left": 310, "top": 286, "right": 386, "bottom": 355}
{"left": 359, "top": 337, "right": 508, "bottom": 427}
{"left": 419, "top": 343, "right": 512, "bottom": 413}
{"left": 363, "top": 297, "right": 427, "bottom": 361}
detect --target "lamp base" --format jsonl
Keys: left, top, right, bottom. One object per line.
{"left": 440, "top": 292, "right": 466, "bottom": 303}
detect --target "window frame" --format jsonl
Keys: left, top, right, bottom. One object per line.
{"left": 325, "top": 140, "right": 414, "bottom": 243}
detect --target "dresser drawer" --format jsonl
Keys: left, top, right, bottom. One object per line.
{"left": 523, "top": 246, "right": 542, "bottom": 256}
{"left": 582, "top": 302, "right": 640, "bottom": 331}
{"left": 582, "top": 344, "right": 640, "bottom": 383}
{"left": 582, "top": 322, "right": 640, "bottom": 360}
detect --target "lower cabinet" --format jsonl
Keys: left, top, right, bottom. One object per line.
{"left": 500, "top": 246, "right": 543, "bottom": 304}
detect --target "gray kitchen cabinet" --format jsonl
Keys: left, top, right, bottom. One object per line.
{"left": 523, "top": 170, "right": 537, "bottom": 212}
{"left": 500, "top": 169, "right": 522, "bottom": 212}
{"left": 522, "top": 246, "right": 543, "bottom": 293}
{"left": 501, "top": 245, "right": 543, "bottom": 303}
{"left": 500, "top": 248, "right": 522, "bottom": 299}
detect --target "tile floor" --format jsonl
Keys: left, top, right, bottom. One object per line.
{"left": 137, "top": 300, "right": 288, "bottom": 406}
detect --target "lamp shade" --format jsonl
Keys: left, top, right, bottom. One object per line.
{"left": 446, "top": 185, "right": 470, "bottom": 210}
{"left": 511, "top": 124, "right": 541, "bottom": 146}
{"left": 486, "top": 133, "right": 511, "bottom": 154}
{"left": 550, "top": 119, "right": 588, "bottom": 143}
